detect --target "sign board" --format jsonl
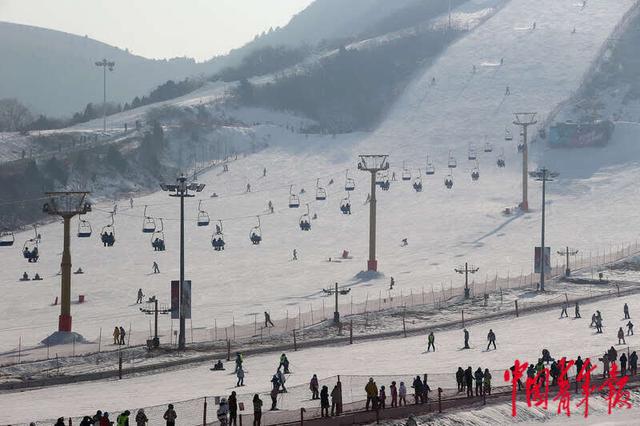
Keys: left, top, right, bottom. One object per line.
{"left": 170, "top": 280, "right": 192, "bottom": 319}
{"left": 534, "top": 247, "right": 551, "bottom": 274}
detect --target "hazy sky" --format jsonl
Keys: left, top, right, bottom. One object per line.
{"left": 0, "top": 0, "right": 314, "bottom": 61}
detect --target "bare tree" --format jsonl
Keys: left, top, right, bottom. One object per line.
{"left": 0, "top": 98, "right": 33, "bottom": 131}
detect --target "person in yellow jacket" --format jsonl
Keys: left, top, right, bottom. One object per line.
{"left": 365, "top": 378, "right": 378, "bottom": 410}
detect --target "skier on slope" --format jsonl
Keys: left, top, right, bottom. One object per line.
{"left": 575, "top": 302, "right": 581, "bottom": 318}
{"left": 624, "top": 303, "right": 631, "bottom": 319}
{"left": 136, "top": 288, "right": 144, "bottom": 304}
{"left": 627, "top": 321, "right": 634, "bottom": 335}
{"left": 618, "top": 327, "right": 626, "bottom": 345}
{"left": 560, "top": 301, "right": 568, "bottom": 318}
{"left": 463, "top": 328, "right": 470, "bottom": 349}
{"left": 487, "top": 329, "right": 497, "bottom": 350}
{"left": 427, "top": 331, "right": 435, "bottom": 352}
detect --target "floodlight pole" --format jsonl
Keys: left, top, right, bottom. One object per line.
{"left": 161, "top": 174, "right": 205, "bottom": 350}
{"left": 358, "top": 155, "right": 389, "bottom": 272}
{"left": 513, "top": 113, "right": 537, "bottom": 211}
{"left": 455, "top": 262, "right": 479, "bottom": 299}
{"left": 42, "top": 192, "right": 91, "bottom": 332}
{"left": 95, "top": 58, "right": 115, "bottom": 132}
{"left": 558, "top": 247, "right": 579, "bottom": 277}
{"left": 530, "top": 167, "right": 558, "bottom": 291}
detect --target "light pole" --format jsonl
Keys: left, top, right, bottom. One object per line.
{"left": 530, "top": 167, "right": 558, "bottom": 291}
{"left": 42, "top": 192, "right": 91, "bottom": 333}
{"left": 455, "top": 262, "right": 479, "bottom": 299}
{"left": 161, "top": 175, "right": 205, "bottom": 349}
{"left": 357, "top": 155, "right": 389, "bottom": 272}
{"left": 557, "top": 247, "right": 579, "bottom": 277}
{"left": 95, "top": 59, "right": 115, "bottom": 132}
{"left": 513, "top": 112, "right": 537, "bottom": 211}
{"left": 140, "top": 296, "right": 171, "bottom": 348}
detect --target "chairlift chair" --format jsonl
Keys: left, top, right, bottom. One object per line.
{"left": 77, "top": 217, "right": 92, "bottom": 238}
{"left": 142, "top": 206, "right": 156, "bottom": 233}
{"left": 448, "top": 151, "right": 457, "bottom": 169}
{"left": 413, "top": 170, "right": 423, "bottom": 192}
{"left": 250, "top": 216, "right": 262, "bottom": 245}
{"left": 100, "top": 214, "right": 116, "bottom": 247}
{"left": 22, "top": 238, "right": 39, "bottom": 262}
{"left": 517, "top": 143, "right": 524, "bottom": 153}
{"left": 425, "top": 155, "right": 435, "bottom": 175}
{"left": 401, "top": 161, "right": 412, "bottom": 181}
{"left": 344, "top": 170, "right": 355, "bottom": 192}
{"left": 315, "top": 178, "right": 327, "bottom": 201}
{"left": 444, "top": 174, "right": 454, "bottom": 189}
{"left": 211, "top": 220, "right": 225, "bottom": 251}
{"left": 151, "top": 218, "right": 166, "bottom": 251}
{"left": 471, "top": 161, "right": 480, "bottom": 181}
{"left": 484, "top": 142, "right": 493, "bottom": 153}
{"left": 340, "top": 194, "right": 352, "bottom": 215}
{"left": 505, "top": 128, "right": 513, "bottom": 141}
{"left": 288, "top": 185, "right": 300, "bottom": 208}
{"left": 197, "top": 201, "right": 210, "bottom": 227}
{"left": 497, "top": 149, "right": 506, "bottom": 168}
{"left": 0, "top": 230, "right": 15, "bottom": 247}
{"left": 299, "top": 204, "right": 312, "bottom": 231}
{"left": 468, "top": 145, "right": 477, "bottom": 161}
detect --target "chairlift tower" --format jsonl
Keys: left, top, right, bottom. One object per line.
{"left": 530, "top": 167, "right": 558, "bottom": 291}
{"left": 357, "top": 155, "right": 389, "bottom": 272}
{"left": 160, "top": 175, "right": 205, "bottom": 350}
{"left": 513, "top": 112, "right": 537, "bottom": 211}
{"left": 455, "top": 262, "right": 479, "bottom": 299}
{"left": 42, "top": 192, "right": 91, "bottom": 332}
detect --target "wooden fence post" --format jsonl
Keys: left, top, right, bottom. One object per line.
{"left": 515, "top": 300, "right": 519, "bottom": 317}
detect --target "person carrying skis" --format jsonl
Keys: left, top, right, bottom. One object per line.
{"left": 560, "top": 301, "right": 568, "bottom": 318}
{"left": 427, "top": 332, "right": 435, "bottom": 352}
{"left": 487, "top": 329, "right": 496, "bottom": 350}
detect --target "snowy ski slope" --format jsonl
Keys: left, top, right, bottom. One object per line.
{"left": 2, "top": 290, "right": 639, "bottom": 424}
{"left": 1, "top": 0, "right": 639, "bottom": 360}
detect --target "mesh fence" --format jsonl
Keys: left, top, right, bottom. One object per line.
{"left": 1, "top": 241, "right": 638, "bottom": 368}
{"left": 19, "top": 341, "right": 640, "bottom": 426}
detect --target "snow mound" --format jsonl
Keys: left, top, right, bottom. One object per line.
{"left": 41, "top": 331, "right": 88, "bottom": 346}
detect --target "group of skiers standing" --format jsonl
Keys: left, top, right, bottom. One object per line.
{"left": 311, "top": 375, "right": 343, "bottom": 417}
{"left": 67, "top": 408, "right": 150, "bottom": 426}
{"left": 112, "top": 326, "right": 126, "bottom": 345}
{"left": 456, "top": 367, "right": 492, "bottom": 397}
